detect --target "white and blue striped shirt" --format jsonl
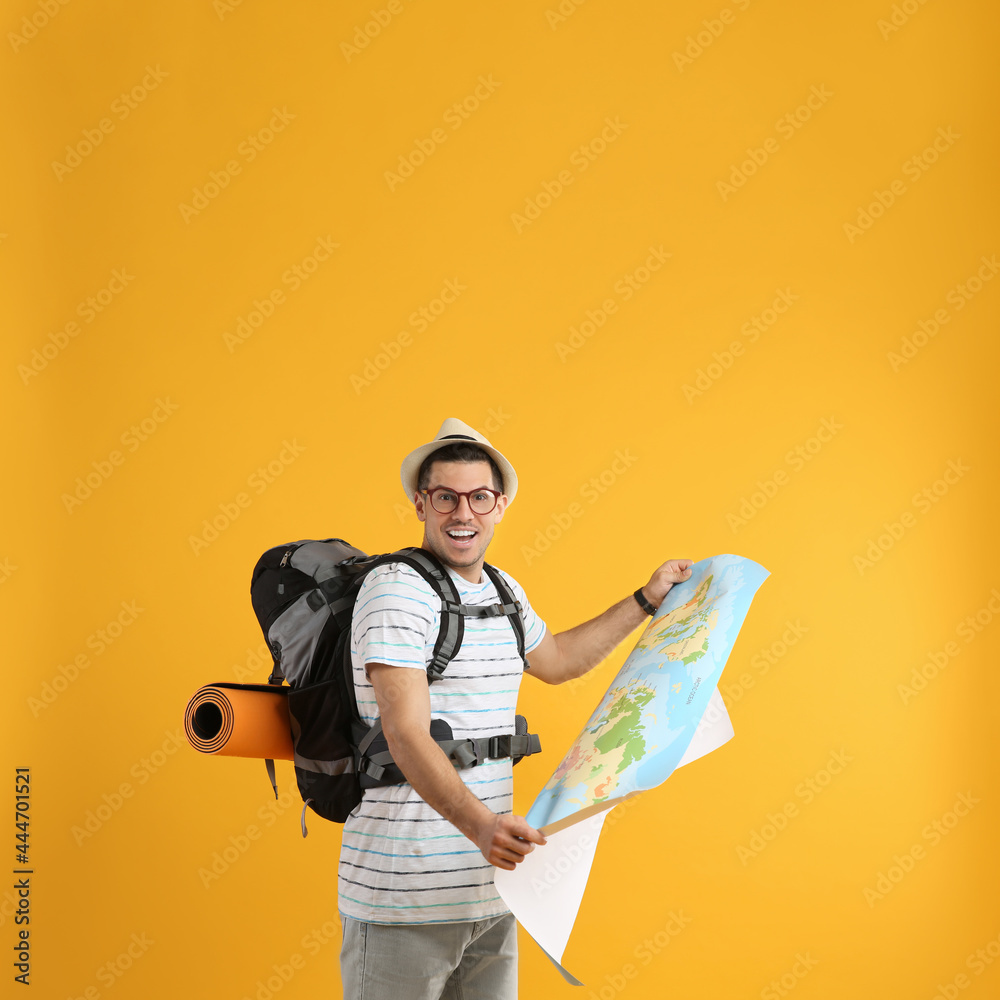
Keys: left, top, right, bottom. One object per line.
{"left": 339, "top": 560, "right": 546, "bottom": 924}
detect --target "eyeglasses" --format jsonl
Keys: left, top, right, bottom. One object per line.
{"left": 421, "top": 487, "right": 502, "bottom": 515}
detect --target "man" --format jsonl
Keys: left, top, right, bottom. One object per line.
{"left": 340, "top": 418, "right": 692, "bottom": 999}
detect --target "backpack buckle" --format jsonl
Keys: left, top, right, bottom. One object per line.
{"left": 459, "top": 739, "right": 485, "bottom": 767}
{"left": 488, "top": 735, "right": 510, "bottom": 759}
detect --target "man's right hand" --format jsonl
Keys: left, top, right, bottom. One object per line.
{"left": 477, "top": 813, "right": 547, "bottom": 870}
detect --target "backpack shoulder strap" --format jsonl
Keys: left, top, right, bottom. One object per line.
{"left": 370, "top": 547, "right": 464, "bottom": 682}
{"left": 361, "top": 549, "right": 528, "bottom": 679}
{"left": 482, "top": 563, "right": 528, "bottom": 669}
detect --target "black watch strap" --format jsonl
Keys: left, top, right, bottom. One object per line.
{"left": 634, "top": 588, "right": 657, "bottom": 615}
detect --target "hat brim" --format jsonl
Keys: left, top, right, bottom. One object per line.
{"left": 401, "top": 439, "right": 518, "bottom": 504}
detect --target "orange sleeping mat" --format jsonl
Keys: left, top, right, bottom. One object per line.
{"left": 183, "top": 682, "right": 294, "bottom": 760}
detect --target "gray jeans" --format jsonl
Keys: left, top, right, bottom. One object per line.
{"left": 340, "top": 913, "right": 517, "bottom": 1000}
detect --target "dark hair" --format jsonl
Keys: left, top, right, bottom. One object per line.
{"left": 417, "top": 443, "right": 504, "bottom": 494}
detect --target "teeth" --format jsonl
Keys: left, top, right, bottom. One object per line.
{"left": 448, "top": 530, "right": 475, "bottom": 538}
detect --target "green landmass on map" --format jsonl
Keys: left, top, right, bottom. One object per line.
{"left": 635, "top": 575, "right": 718, "bottom": 666}
{"left": 540, "top": 574, "right": 725, "bottom": 809}
{"left": 542, "top": 681, "right": 656, "bottom": 804}
{"left": 527, "top": 555, "right": 768, "bottom": 831}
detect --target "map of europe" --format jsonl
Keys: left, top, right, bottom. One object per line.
{"left": 525, "top": 554, "right": 769, "bottom": 831}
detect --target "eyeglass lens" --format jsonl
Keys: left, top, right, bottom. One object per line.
{"left": 430, "top": 490, "right": 496, "bottom": 514}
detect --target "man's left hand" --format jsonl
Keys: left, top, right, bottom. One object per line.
{"left": 641, "top": 558, "right": 694, "bottom": 609}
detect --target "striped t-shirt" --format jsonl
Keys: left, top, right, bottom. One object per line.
{"left": 339, "top": 560, "right": 546, "bottom": 925}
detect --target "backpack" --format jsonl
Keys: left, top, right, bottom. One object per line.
{"left": 249, "top": 538, "right": 542, "bottom": 832}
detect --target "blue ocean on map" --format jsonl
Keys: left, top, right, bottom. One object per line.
{"left": 525, "top": 554, "right": 770, "bottom": 830}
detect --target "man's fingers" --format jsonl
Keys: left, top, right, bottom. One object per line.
{"left": 509, "top": 832, "right": 543, "bottom": 852}
{"left": 507, "top": 815, "right": 546, "bottom": 846}
{"left": 480, "top": 815, "right": 548, "bottom": 869}
{"left": 491, "top": 848, "right": 526, "bottom": 869}
{"left": 662, "top": 558, "right": 694, "bottom": 581}
{"left": 482, "top": 816, "right": 548, "bottom": 869}
{"left": 498, "top": 835, "right": 535, "bottom": 860}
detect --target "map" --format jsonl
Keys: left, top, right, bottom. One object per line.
{"left": 525, "top": 554, "right": 769, "bottom": 831}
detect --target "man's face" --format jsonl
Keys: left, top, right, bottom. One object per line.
{"left": 415, "top": 460, "right": 507, "bottom": 583}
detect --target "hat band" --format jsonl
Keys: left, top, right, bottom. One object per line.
{"left": 440, "top": 434, "right": 477, "bottom": 442}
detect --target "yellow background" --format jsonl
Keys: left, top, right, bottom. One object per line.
{"left": 3, "top": 0, "right": 998, "bottom": 997}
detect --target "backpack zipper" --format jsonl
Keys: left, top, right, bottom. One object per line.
{"left": 277, "top": 546, "right": 296, "bottom": 594}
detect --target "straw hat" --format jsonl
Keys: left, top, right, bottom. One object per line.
{"left": 400, "top": 418, "right": 518, "bottom": 504}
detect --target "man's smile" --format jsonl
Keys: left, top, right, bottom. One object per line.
{"left": 444, "top": 526, "right": 478, "bottom": 548}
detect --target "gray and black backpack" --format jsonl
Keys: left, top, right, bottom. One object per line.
{"left": 249, "top": 539, "right": 541, "bottom": 831}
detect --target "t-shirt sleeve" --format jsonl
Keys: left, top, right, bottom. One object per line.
{"left": 497, "top": 570, "right": 547, "bottom": 654}
{"left": 351, "top": 563, "right": 436, "bottom": 671}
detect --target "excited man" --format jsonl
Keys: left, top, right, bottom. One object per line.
{"left": 339, "top": 417, "right": 692, "bottom": 1000}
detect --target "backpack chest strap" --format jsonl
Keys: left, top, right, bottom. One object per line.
{"left": 442, "top": 600, "right": 522, "bottom": 618}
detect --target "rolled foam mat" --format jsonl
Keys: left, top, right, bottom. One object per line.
{"left": 183, "top": 682, "right": 294, "bottom": 760}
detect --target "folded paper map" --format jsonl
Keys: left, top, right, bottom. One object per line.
{"left": 497, "top": 554, "right": 770, "bottom": 982}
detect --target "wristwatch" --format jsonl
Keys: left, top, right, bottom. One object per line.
{"left": 633, "top": 588, "right": 657, "bottom": 616}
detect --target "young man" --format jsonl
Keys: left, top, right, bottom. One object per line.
{"left": 339, "top": 418, "right": 692, "bottom": 1000}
